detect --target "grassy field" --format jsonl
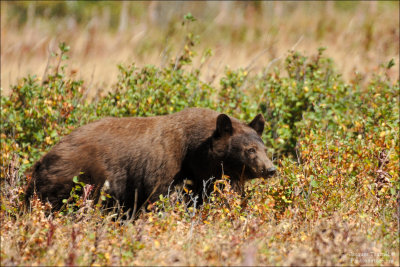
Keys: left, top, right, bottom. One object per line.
{"left": 2, "top": 1, "right": 399, "bottom": 93}
{"left": 1, "top": 1, "right": 399, "bottom": 266}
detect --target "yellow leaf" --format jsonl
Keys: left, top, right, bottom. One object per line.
{"left": 45, "top": 136, "right": 52, "bottom": 145}
{"left": 300, "top": 232, "right": 306, "bottom": 241}
{"left": 104, "top": 252, "right": 110, "bottom": 261}
{"left": 154, "top": 240, "right": 160, "bottom": 248}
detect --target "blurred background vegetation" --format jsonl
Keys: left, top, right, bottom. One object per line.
{"left": 2, "top": 1, "right": 399, "bottom": 92}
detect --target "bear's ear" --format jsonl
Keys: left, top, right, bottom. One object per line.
{"left": 249, "top": 113, "right": 265, "bottom": 136}
{"left": 216, "top": 114, "right": 233, "bottom": 137}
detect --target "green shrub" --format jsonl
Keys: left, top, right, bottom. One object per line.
{"left": 1, "top": 74, "right": 91, "bottom": 174}
{"left": 96, "top": 63, "right": 215, "bottom": 118}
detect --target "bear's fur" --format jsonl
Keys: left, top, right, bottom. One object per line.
{"left": 25, "top": 108, "right": 276, "bottom": 214}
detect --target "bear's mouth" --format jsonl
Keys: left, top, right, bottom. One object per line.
{"left": 244, "top": 166, "right": 263, "bottom": 179}
{"left": 246, "top": 165, "right": 276, "bottom": 179}
{"left": 233, "top": 165, "right": 263, "bottom": 181}
{"left": 224, "top": 163, "right": 274, "bottom": 182}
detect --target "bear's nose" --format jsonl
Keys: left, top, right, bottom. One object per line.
{"left": 266, "top": 167, "right": 277, "bottom": 177}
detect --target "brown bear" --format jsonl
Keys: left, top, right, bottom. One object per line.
{"left": 25, "top": 108, "right": 276, "bottom": 214}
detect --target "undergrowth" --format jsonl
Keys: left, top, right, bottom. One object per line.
{"left": 1, "top": 18, "right": 399, "bottom": 265}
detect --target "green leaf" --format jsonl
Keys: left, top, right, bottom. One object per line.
{"left": 387, "top": 58, "right": 395, "bottom": 69}
{"left": 390, "top": 187, "right": 396, "bottom": 196}
{"left": 183, "top": 12, "right": 196, "bottom": 22}
{"left": 310, "top": 179, "right": 318, "bottom": 188}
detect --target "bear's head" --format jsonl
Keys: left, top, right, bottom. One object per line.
{"left": 211, "top": 113, "right": 276, "bottom": 181}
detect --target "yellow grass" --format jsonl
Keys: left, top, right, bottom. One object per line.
{"left": 1, "top": 1, "right": 399, "bottom": 94}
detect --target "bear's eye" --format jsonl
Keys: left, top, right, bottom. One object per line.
{"left": 248, "top": 148, "right": 256, "bottom": 154}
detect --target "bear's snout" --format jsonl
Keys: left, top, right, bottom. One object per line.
{"left": 250, "top": 161, "right": 277, "bottom": 179}
{"left": 256, "top": 151, "right": 277, "bottom": 178}
{"left": 257, "top": 156, "right": 277, "bottom": 178}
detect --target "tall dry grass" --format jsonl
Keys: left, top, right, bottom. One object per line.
{"left": 1, "top": 1, "right": 399, "bottom": 94}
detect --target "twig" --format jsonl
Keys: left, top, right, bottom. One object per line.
{"left": 41, "top": 39, "right": 54, "bottom": 85}
{"left": 245, "top": 48, "right": 270, "bottom": 72}
{"left": 160, "top": 36, "right": 170, "bottom": 69}
{"left": 132, "top": 188, "right": 138, "bottom": 217}
{"left": 81, "top": 66, "right": 96, "bottom": 102}
{"left": 188, "top": 194, "right": 198, "bottom": 240}
{"left": 290, "top": 35, "right": 304, "bottom": 51}
{"left": 239, "top": 164, "right": 246, "bottom": 196}
{"left": 140, "top": 180, "right": 161, "bottom": 212}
